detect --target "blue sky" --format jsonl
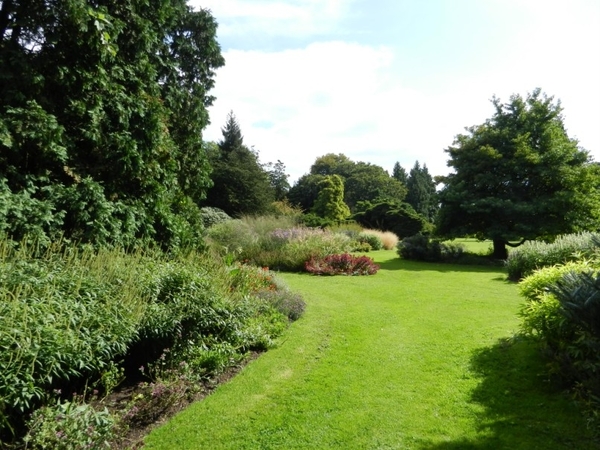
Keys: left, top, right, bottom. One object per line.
{"left": 190, "top": 0, "right": 600, "bottom": 183}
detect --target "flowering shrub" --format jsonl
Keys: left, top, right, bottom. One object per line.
{"left": 305, "top": 253, "right": 379, "bottom": 276}
{"left": 229, "top": 263, "right": 278, "bottom": 295}
{"left": 24, "top": 399, "right": 116, "bottom": 450}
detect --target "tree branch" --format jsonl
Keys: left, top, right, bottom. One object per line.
{"left": 505, "top": 238, "right": 527, "bottom": 248}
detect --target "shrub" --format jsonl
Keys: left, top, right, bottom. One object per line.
{"left": 397, "top": 233, "right": 442, "bottom": 262}
{"left": 506, "top": 232, "right": 600, "bottom": 281}
{"left": 518, "top": 260, "right": 600, "bottom": 428}
{"left": 440, "top": 242, "right": 465, "bottom": 262}
{"left": 0, "top": 244, "right": 148, "bottom": 439}
{"left": 204, "top": 219, "right": 259, "bottom": 256}
{"left": 255, "top": 289, "right": 306, "bottom": 321}
{"left": 200, "top": 207, "right": 232, "bottom": 228}
{"left": 306, "top": 253, "right": 379, "bottom": 276}
{"left": 357, "top": 231, "right": 383, "bottom": 250}
{"left": 24, "top": 399, "right": 116, "bottom": 450}
{"left": 0, "top": 237, "right": 295, "bottom": 443}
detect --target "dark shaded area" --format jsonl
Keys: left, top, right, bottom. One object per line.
{"left": 417, "top": 337, "right": 599, "bottom": 449}
{"left": 377, "top": 256, "right": 507, "bottom": 276}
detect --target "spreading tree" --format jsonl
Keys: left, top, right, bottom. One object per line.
{"left": 437, "top": 88, "right": 600, "bottom": 259}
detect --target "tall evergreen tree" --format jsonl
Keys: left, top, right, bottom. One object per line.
{"left": 205, "top": 113, "right": 275, "bottom": 216}
{"left": 392, "top": 162, "right": 408, "bottom": 185}
{"left": 406, "top": 161, "right": 438, "bottom": 222}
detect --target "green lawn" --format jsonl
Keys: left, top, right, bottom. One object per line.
{"left": 144, "top": 251, "right": 596, "bottom": 449}
{"left": 450, "top": 238, "right": 493, "bottom": 254}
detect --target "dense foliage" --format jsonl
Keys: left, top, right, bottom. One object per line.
{"left": 288, "top": 153, "right": 407, "bottom": 214}
{"left": 437, "top": 89, "right": 600, "bottom": 259}
{"left": 204, "top": 216, "right": 353, "bottom": 272}
{"left": 311, "top": 174, "right": 351, "bottom": 221}
{"left": 506, "top": 232, "right": 600, "bottom": 280}
{"left": 353, "top": 201, "right": 430, "bottom": 238}
{"left": 0, "top": 0, "right": 224, "bottom": 249}
{"left": 204, "top": 112, "right": 278, "bottom": 216}
{"left": 397, "top": 234, "right": 465, "bottom": 263}
{"left": 519, "top": 259, "right": 600, "bottom": 428}
{"left": 405, "top": 161, "right": 438, "bottom": 222}
{"left": 0, "top": 238, "right": 300, "bottom": 444}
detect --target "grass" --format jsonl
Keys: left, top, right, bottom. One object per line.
{"left": 450, "top": 238, "right": 493, "bottom": 255}
{"left": 144, "top": 250, "right": 597, "bottom": 449}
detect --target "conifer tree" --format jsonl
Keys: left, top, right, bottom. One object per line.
{"left": 311, "top": 175, "right": 351, "bottom": 221}
{"left": 205, "top": 112, "right": 275, "bottom": 216}
{"left": 406, "top": 161, "right": 438, "bottom": 222}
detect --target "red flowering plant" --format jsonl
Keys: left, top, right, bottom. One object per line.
{"left": 305, "top": 253, "right": 379, "bottom": 276}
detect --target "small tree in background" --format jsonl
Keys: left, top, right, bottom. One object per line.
{"left": 312, "top": 175, "right": 351, "bottom": 221}
{"left": 392, "top": 162, "right": 409, "bottom": 185}
{"left": 406, "top": 161, "right": 438, "bottom": 222}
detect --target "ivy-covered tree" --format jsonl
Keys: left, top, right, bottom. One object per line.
{"left": 204, "top": 112, "right": 275, "bottom": 216}
{"left": 437, "top": 89, "right": 600, "bottom": 259}
{"left": 405, "top": 161, "right": 438, "bottom": 222}
{"left": 311, "top": 175, "right": 351, "bottom": 221}
{"left": 0, "top": 0, "right": 224, "bottom": 248}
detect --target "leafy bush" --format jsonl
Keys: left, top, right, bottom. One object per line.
{"left": 518, "top": 260, "right": 600, "bottom": 427}
{"left": 506, "top": 232, "right": 600, "bottom": 281}
{"left": 255, "top": 289, "right": 306, "bottom": 322}
{"left": 306, "top": 253, "right": 379, "bottom": 276}
{"left": 24, "top": 399, "right": 116, "bottom": 450}
{"left": 440, "top": 242, "right": 465, "bottom": 261}
{"left": 397, "top": 233, "right": 442, "bottom": 261}
{"left": 357, "top": 231, "right": 383, "bottom": 250}
{"left": 200, "top": 207, "right": 232, "bottom": 228}
{"left": 0, "top": 237, "right": 295, "bottom": 443}
{"left": 0, "top": 243, "right": 147, "bottom": 438}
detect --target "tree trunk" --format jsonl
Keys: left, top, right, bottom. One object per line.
{"left": 492, "top": 239, "right": 508, "bottom": 259}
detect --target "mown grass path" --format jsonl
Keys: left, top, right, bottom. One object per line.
{"left": 145, "top": 251, "right": 597, "bottom": 449}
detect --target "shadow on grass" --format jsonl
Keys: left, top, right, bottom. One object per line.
{"left": 377, "top": 257, "right": 510, "bottom": 279}
{"left": 417, "top": 337, "right": 598, "bottom": 450}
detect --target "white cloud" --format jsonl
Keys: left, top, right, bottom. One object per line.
{"left": 191, "top": 0, "right": 349, "bottom": 38}
{"left": 200, "top": 1, "right": 600, "bottom": 184}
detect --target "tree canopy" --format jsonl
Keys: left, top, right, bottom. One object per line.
{"left": 0, "top": 0, "right": 224, "bottom": 248}
{"left": 288, "top": 153, "right": 406, "bottom": 214}
{"left": 437, "top": 88, "right": 600, "bottom": 258}
{"left": 204, "top": 112, "right": 276, "bottom": 216}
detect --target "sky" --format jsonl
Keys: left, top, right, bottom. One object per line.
{"left": 190, "top": 0, "right": 600, "bottom": 184}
